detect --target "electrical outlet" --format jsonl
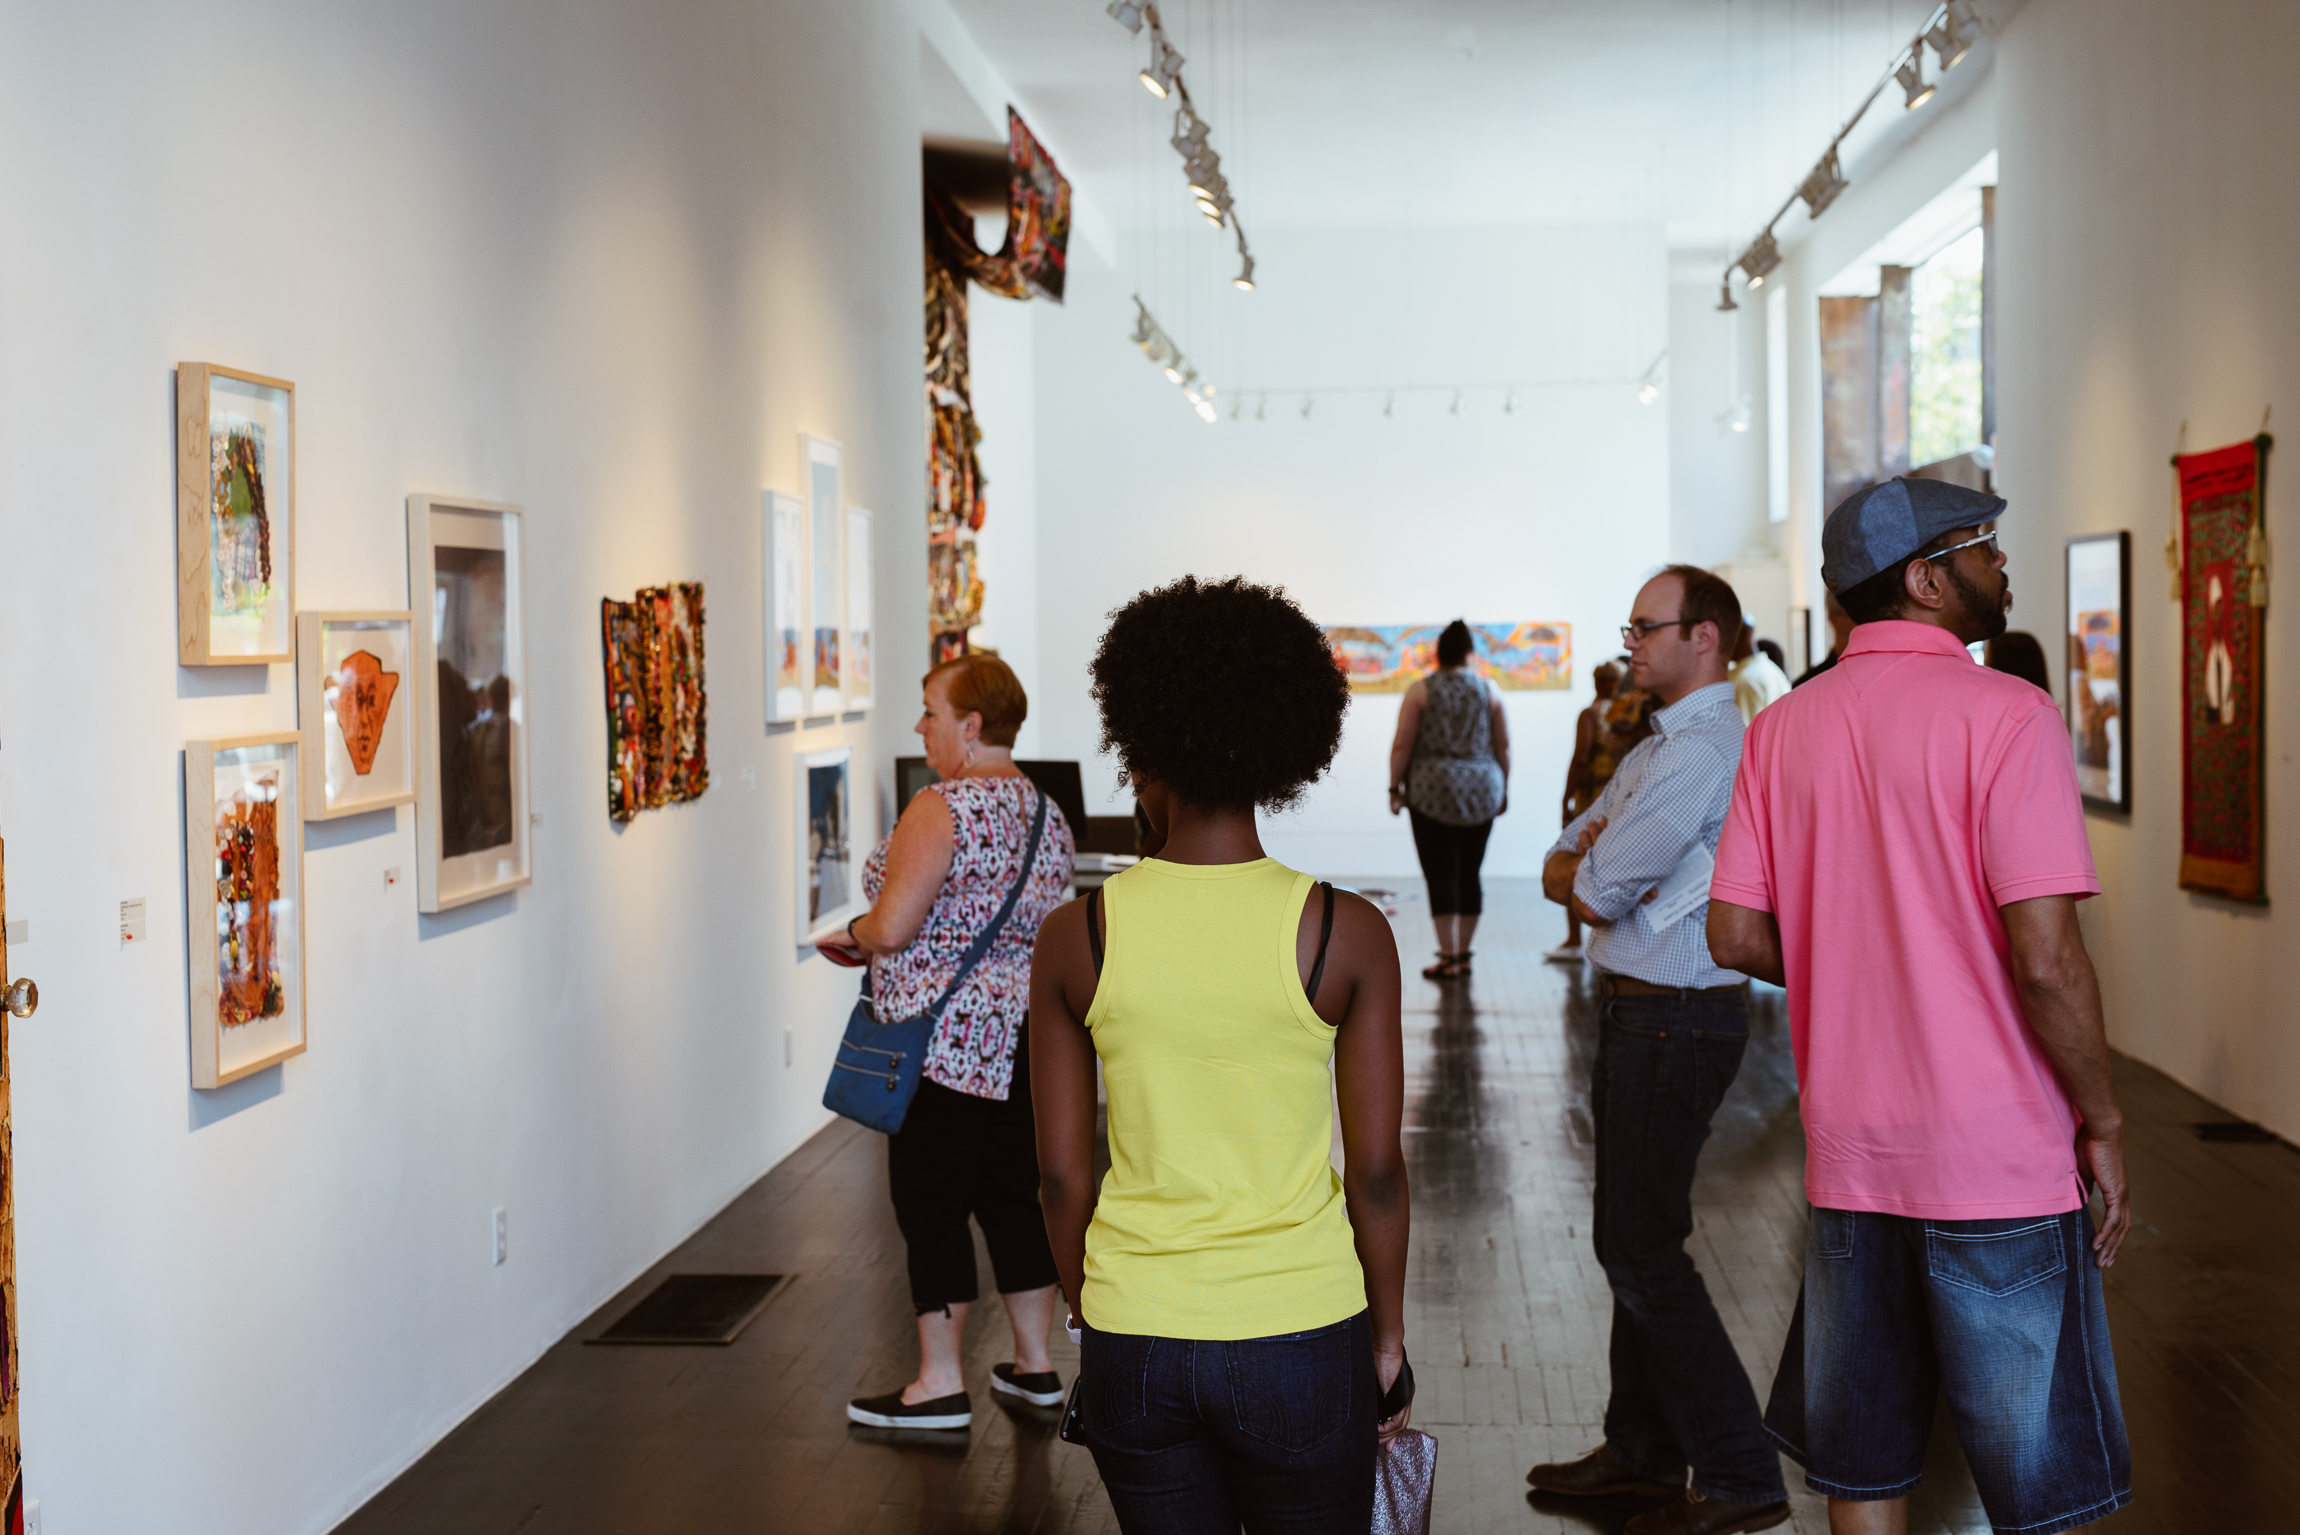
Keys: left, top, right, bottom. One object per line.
{"left": 492, "top": 1207, "right": 508, "bottom": 1267}
{"left": 784, "top": 1027, "right": 794, "bottom": 1067}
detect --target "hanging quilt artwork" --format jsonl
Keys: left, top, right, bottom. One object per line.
{"left": 601, "top": 583, "right": 709, "bottom": 822}
{"left": 2174, "top": 435, "right": 2271, "bottom": 901}
{"left": 923, "top": 107, "right": 1070, "bottom": 663}
{"left": 1325, "top": 623, "right": 1574, "bottom": 694}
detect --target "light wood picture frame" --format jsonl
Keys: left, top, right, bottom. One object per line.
{"left": 297, "top": 611, "right": 417, "bottom": 820}
{"left": 796, "top": 744, "right": 867, "bottom": 946}
{"left": 803, "top": 434, "right": 845, "bottom": 715}
{"left": 2066, "top": 531, "right": 2132, "bottom": 814}
{"left": 845, "top": 507, "right": 874, "bottom": 713}
{"left": 764, "top": 490, "right": 808, "bottom": 724}
{"left": 185, "top": 732, "right": 308, "bottom": 1088}
{"left": 178, "top": 363, "right": 297, "bottom": 665}
{"left": 408, "top": 494, "right": 533, "bottom": 912}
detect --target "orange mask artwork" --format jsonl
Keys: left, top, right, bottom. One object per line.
{"left": 331, "top": 650, "right": 402, "bottom": 775}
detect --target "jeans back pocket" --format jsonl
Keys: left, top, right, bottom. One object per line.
{"left": 1812, "top": 1206, "right": 1857, "bottom": 1260}
{"left": 1925, "top": 1217, "right": 2067, "bottom": 1298}
{"left": 1080, "top": 1327, "right": 1155, "bottom": 1432}
{"left": 1223, "top": 1321, "right": 1355, "bottom": 1452}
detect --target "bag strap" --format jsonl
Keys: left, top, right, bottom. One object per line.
{"left": 1304, "top": 881, "right": 1337, "bottom": 1005}
{"left": 910, "top": 781, "right": 1050, "bottom": 1022}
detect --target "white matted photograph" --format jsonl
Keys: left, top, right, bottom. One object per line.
{"left": 297, "top": 611, "right": 416, "bottom": 820}
{"left": 177, "top": 363, "right": 296, "bottom": 665}
{"left": 803, "top": 433, "right": 845, "bottom": 715}
{"left": 408, "top": 494, "right": 533, "bottom": 912}
{"left": 845, "top": 507, "right": 873, "bottom": 713}
{"left": 764, "top": 489, "right": 807, "bottom": 724}
{"left": 184, "top": 732, "right": 307, "bottom": 1088}
{"left": 796, "top": 744, "right": 868, "bottom": 947}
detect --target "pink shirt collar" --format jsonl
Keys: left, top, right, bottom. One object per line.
{"left": 1841, "top": 619, "right": 1976, "bottom": 659}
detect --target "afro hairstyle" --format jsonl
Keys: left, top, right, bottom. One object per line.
{"left": 1090, "top": 574, "right": 1350, "bottom": 812}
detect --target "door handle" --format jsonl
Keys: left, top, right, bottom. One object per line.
{"left": 2, "top": 978, "right": 35, "bottom": 1018}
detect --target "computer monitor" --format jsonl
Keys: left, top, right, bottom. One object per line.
{"left": 893, "top": 756, "right": 1090, "bottom": 844}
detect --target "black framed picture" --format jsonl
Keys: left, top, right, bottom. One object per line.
{"left": 2065, "top": 531, "right": 2131, "bottom": 812}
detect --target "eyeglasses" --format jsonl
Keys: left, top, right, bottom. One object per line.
{"left": 1924, "top": 531, "right": 1999, "bottom": 562}
{"left": 1619, "top": 617, "right": 1687, "bottom": 644}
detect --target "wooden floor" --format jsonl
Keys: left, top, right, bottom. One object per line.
{"left": 337, "top": 879, "right": 2297, "bottom": 1535}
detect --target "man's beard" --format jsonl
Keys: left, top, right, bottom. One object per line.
{"left": 1944, "top": 559, "right": 2010, "bottom": 641}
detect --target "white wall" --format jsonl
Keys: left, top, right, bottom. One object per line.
{"left": 0, "top": 2, "right": 933, "bottom": 1531}
{"left": 1031, "top": 225, "right": 1669, "bottom": 879}
{"left": 1668, "top": 267, "right": 1771, "bottom": 571}
{"left": 1990, "top": 0, "right": 2300, "bottom": 1140}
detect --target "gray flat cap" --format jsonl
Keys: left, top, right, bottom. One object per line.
{"left": 1822, "top": 477, "right": 2008, "bottom": 592}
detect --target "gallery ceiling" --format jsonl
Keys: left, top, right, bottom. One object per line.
{"left": 947, "top": 0, "right": 1988, "bottom": 252}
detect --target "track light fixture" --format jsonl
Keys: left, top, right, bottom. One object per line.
{"left": 1718, "top": 3, "right": 1987, "bottom": 312}
{"left": 1797, "top": 148, "right": 1848, "bottom": 219}
{"left": 1109, "top": 2, "right": 1259, "bottom": 291}
{"left": 1130, "top": 296, "right": 1218, "bottom": 423}
{"left": 1896, "top": 52, "right": 1934, "bottom": 110}
{"left": 1738, "top": 229, "right": 1782, "bottom": 288}
{"left": 1636, "top": 351, "right": 1666, "bottom": 406}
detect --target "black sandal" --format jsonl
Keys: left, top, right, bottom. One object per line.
{"left": 1421, "top": 952, "right": 1471, "bottom": 981}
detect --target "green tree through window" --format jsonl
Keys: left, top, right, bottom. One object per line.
{"left": 1909, "top": 225, "right": 1984, "bottom": 467}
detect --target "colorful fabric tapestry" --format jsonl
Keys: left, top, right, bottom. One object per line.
{"left": 601, "top": 582, "right": 709, "bottom": 822}
{"left": 1325, "top": 623, "right": 1575, "bottom": 694}
{"left": 2176, "top": 436, "right": 2270, "bottom": 901}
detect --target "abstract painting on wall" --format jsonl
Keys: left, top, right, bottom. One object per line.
{"left": 184, "top": 733, "right": 307, "bottom": 1088}
{"left": 1324, "top": 622, "right": 1574, "bottom": 694}
{"left": 177, "top": 364, "right": 295, "bottom": 665}
{"left": 408, "top": 495, "right": 532, "bottom": 912}
{"left": 298, "top": 611, "right": 416, "bottom": 820}
{"left": 2065, "top": 533, "right": 2130, "bottom": 813}
{"left": 2174, "top": 437, "right": 2271, "bottom": 901}
{"left": 602, "top": 582, "right": 709, "bottom": 821}
{"left": 846, "top": 508, "right": 874, "bottom": 712}
{"left": 764, "top": 490, "right": 807, "bottom": 723}
{"left": 804, "top": 434, "right": 845, "bottom": 714}
{"left": 797, "top": 745, "right": 868, "bottom": 946}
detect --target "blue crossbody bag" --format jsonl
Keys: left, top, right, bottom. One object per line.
{"left": 822, "top": 785, "right": 1049, "bottom": 1135}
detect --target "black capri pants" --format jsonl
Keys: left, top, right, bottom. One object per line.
{"left": 1408, "top": 808, "right": 1495, "bottom": 918}
{"left": 885, "top": 1032, "right": 1059, "bottom": 1313}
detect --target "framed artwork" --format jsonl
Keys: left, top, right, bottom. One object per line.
{"left": 796, "top": 745, "right": 867, "bottom": 946}
{"left": 601, "top": 583, "right": 709, "bottom": 821}
{"left": 177, "top": 363, "right": 295, "bottom": 665}
{"left": 2174, "top": 437, "right": 2271, "bottom": 901}
{"left": 1323, "top": 622, "right": 1574, "bottom": 693}
{"left": 408, "top": 494, "right": 532, "bottom": 912}
{"left": 845, "top": 508, "right": 874, "bottom": 712}
{"left": 297, "top": 611, "right": 417, "bottom": 820}
{"left": 803, "top": 434, "right": 845, "bottom": 714}
{"left": 763, "top": 491, "right": 807, "bottom": 723}
{"left": 184, "top": 732, "right": 307, "bottom": 1088}
{"left": 2065, "top": 534, "right": 2130, "bottom": 813}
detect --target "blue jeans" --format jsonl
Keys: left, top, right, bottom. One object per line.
{"left": 1592, "top": 987, "right": 1785, "bottom": 1504}
{"left": 1077, "top": 1311, "right": 1377, "bottom": 1535}
{"left": 1765, "top": 1206, "right": 2132, "bottom": 1534}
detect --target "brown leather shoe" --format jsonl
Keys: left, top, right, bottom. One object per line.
{"left": 1525, "top": 1442, "right": 1684, "bottom": 1499}
{"left": 1623, "top": 1490, "right": 1791, "bottom": 1535}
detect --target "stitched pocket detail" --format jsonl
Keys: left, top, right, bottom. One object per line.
{"left": 1926, "top": 1218, "right": 2067, "bottom": 1298}
{"left": 1225, "top": 1324, "right": 1353, "bottom": 1452}
{"left": 1813, "top": 1207, "right": 1856, "bottom": 1261}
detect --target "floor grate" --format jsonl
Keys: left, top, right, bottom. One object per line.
{"left": 586, "top": 1274, "right": 789, "bottom": 1346}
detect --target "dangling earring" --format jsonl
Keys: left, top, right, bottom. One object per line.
{"left": 963, "top": 739, "right": 977, "bottom": 772}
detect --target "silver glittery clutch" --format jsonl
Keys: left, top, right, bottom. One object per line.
{"left": 1370, "top": 1429, "right": 1438, "bottom": 1535}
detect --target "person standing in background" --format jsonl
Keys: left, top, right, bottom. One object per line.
{"left": 1550, "top": 660, "right": 1624, "bottom": 964}
{"left": 1729, "top": 617, "right": 1792, "bottom": 724}
{"left": 1709, "top": 478, "right": 2130, "bottom": 1535}
{"left": 1530, "top": 565, "right": 1788, "bottom": 1535}
{"left": 1389, "top": 620, "right": 1510, "bottom": 981}
{"left": 1793, "top": 590, "right": 1854, "bottom": 687}
{"left": 1985, "top": 630, "right": 2054, "bottom": 693}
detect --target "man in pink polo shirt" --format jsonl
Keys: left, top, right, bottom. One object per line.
{"left": 1707, "top": 478, "right": 2132, "bottom": 1535}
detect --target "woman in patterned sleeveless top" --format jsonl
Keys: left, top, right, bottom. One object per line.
{"left": 1386, "top": 620, "right": 1510, "bottom": 980}
{"left": 820, "top": 655, "right": 1076, "bottom": 1431}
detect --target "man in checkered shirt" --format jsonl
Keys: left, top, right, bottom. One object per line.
{"left": 1527, "top": 564, "right": 1786, "bottom": 1535}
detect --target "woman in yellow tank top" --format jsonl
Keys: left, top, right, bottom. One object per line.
{"left": 1032, "top": 576, "right": 1412, "bottom": 1534}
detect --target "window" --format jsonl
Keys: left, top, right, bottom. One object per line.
{"left": 1908, "top": 226, "right": 1984, "bottom": 467}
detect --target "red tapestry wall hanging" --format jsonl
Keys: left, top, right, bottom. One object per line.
{"left": 2175, "top": 435, "right": 2271, "bottom": 901}
{"left": 601, "top": 582, "right": 709, "bottom": 822}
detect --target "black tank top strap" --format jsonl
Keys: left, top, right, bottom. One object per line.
{"left": 1305, "top": 881, "right": 1337, "bottom": 1005}
{"left": 1087, "top": 885, "right": 1105, "bottom": 976}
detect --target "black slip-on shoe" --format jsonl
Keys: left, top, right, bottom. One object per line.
{"left": 990, "top": 1363, "right": 1065, "bottom": 1407}
{"left": 846, "top": 1389, "right": 971, "bottom": 1430}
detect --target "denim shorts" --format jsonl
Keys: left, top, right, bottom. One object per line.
{"left": 1764, "top": 1206, "right": 2132, "bottom": 1534}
